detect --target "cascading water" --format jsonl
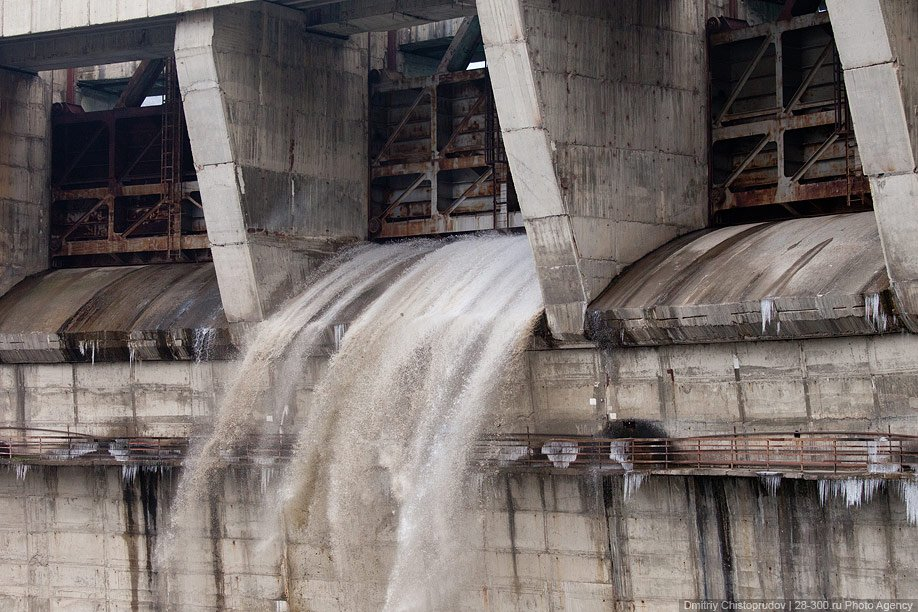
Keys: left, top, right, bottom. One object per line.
{"left": 159, "top": 235, "right": 543, "bottom": 610}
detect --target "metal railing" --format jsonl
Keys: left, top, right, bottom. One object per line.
{"left": 2, "top": 428, "right": 916, "bottom": 478}
{"left": 0, "top": 428, "right": 294, "bottom": 467}
{"left": 472, "top": 432, "right": 918, "bottom": 477}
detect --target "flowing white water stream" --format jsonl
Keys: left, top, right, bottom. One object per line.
{"left": 161, "top": 235, "right": 543, "bottom": 610}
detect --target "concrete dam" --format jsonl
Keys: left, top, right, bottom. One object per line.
{"left": 0, "top": 0, "right": 916, "bottom": 610}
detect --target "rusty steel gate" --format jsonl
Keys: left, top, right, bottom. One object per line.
{"left": 708, "top": 10, "right": 871, "bottom": 223}
{"left": 49, "top": 60, "right": 208, "bottom": 268}
{"left": 369, "top": 68, "right": 522, "bottom": 238}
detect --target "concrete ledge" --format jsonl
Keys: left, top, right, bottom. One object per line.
{"left": 587, "top": 213, "right": 898, "bottom": 346}
{"left": 0, "top": 263, "right": 237, "bottom": 363}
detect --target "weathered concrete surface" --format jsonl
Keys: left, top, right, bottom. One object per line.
{"left": 0, "top": 20, "right": 176, "bottom": 71}
{"left": 0, "top": 69, "right": 49, "bottom": 299}
{"left": 479, "top": 0, "right": 709, "bottom": 339}
{"left": 0, "top": 465, "right": 284, "bottom": 611}
{"left": 0, "top": 264, "right": 230, "bottom": 364}
{"left": 2, "top": 332, "right": 916, "bottom": 454}
{"left": 0, "top": 467, "right": 914, "bottom": 611}
{"left": 588, "top": 213, "right": 894, "bottom": 346}
{"left": 175, "top": 4, "right": 368, "bottom": 322}
{"left": 527, "top": 335, "right": 918, "bottom": 438}
{"left": 827, "top": 0, "right": 918, "bottom": 331}
{"left": 0, "top": 0, "right": 476, "bottom": 38}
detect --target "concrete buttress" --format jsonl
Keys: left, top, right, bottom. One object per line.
{"left": 174, "top": 4, "right": 368, "bottom": 322}
{"left": 827, "top": 0, "right": 918, "bottom": 330}
{"left": 0, "top": 69, "right": 49, "bottom": 297}
{"left": 477, "top": 0, "right": 710, "bottom": 340}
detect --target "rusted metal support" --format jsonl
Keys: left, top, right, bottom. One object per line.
{"left": 715, "top": 35, "right": 772, "bottom": 125}
{"left": 114, "top": 59, "right": 166, "bottom": 109}
{"left": 440, "top": 91, "right": 486, "bottom": 157}
{"left": 721, "top": 133, "right": 771, "bottom": 189}
{"left": 783, "top": 40, "right": 835, "bottom": 114}
{"left": 50, "top": 68, "right": 203, "bottom": 265}
{"left": 373, "top": 88, "right": 431, "bottom": 166}
{"left": 442, "top": 168, "right": 493, "bottom": 216}
{"left": 709, "top": 11, "right": 870, "bottom": 219}
{"left": 435, "top": 16, "right": 482, "bottom": 73}
{"left": 789, "top": 130, "right": 840, "bottom": 184}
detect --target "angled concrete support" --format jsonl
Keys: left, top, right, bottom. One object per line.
{"left": 0, "top": 70, "right": 49, "bottom": 297}
{"left": 478, "top": 0, "right": 709, "bottom": 339}
{"left": 175, "top": 4, "right": 368, "bottom": 322}
{"left": 827, "top": 0, "right": 918, "bottom": 330}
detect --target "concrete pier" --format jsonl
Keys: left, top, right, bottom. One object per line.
{"left": 0, "top": 71, "right": 49, "bottom": 297}
{"left": 479, "top": 0, "right": 709, "bottom": 339}
{"left": 827, "top": 0, "right": 918, "bottom": 330}
{"left": 175, "top": 4, "right": 368, "bottom": 321}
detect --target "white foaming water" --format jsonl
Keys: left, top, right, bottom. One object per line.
{"left": 161, "top": 235, "right": 543, "bottom": 610}
{"left": 192, "top": 327, "right": 217, "bottom": 363}
{"left": 280, "top": 235, "right": 542, "bottom": 611}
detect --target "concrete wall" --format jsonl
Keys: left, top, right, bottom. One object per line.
{"left": 175, "top": 4, "right": 369, "bottom": 322}
{"left": 0, "top": 0, "right": 252, "bottom": 37}
{"left": 479, "top": 0, "right": 710, "bottom": 339}
{"left": 528, "top": 334, "right": 918, "bottom": 438}
{"left": 1, "top": 467, "right": 914, "bottom": 611}
{"left": 0, "top": 465, "right": 284, "bottom": 611}
{"left": 2, "top": 334, "right": 917, "bottom": 443}
{"left": 0, "top": 69, "right": 49, "bottom": 298}
{"left": 0, "top": 354, "right": 335, "bottom": 438}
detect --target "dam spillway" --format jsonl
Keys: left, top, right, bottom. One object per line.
{"left": 0, "top": 0, "right": 917, "bottom": 610}
{"left": 161, "top": 235, "right": 543, "bottom": 610}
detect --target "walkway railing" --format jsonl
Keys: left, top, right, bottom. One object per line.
{"left": 472, "top": 431, "right": 918, "bottom": 477}
{"left": 1, "top": 427, "right": 916, "bottom": 478}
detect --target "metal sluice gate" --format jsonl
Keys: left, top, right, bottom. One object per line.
{"left": 2, "top": 428, "right": 917, "bottom": 481}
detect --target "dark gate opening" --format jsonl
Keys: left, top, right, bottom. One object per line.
{"left": 708, "top": 7, "right": 871, "bottom": 226}
{"left": 50, "top": 59, "right": 209, "bottom": 268}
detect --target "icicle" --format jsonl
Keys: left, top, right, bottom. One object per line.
{"left": 623, "top": 472, "right": 646, "bottom": 501}
{"left": 122, "top": 465, "right": 139, "bottom": 484}
{"left": 108, "top": 439, "right": 130, "bottom": 462}
{"left": 333, "top": 323, "right": 348, "bottom": 352}
{"left": 864, "top": 292, "right": 888, "bottom": 332}
{"left": 758, "top": 472, "right": 782, "bottom": 496}
{"left": 541, "top": 440, "right": 578, "bottom": 468}
{"left": 867, "top": 437, "right": 900, "bottom": 474}
{"left": 818, "top": 478, "right": 884, "bottom": 508}
{"left": 760, "top": 298, "right": 777, "bottom": 334}
{"left": 129, "top": 346, "right": 136, "bottom": 366}
{"left": 896, "top": 480, "right": 918, "bottom": 525}
{"left": 57, "top": 441, "right": 98, "bottom": 459}
{"left": 15, "top": 464, "right": 29, "bottom": 481}
{"left": 609, "top": 440, "right": 634, "bottom": 472}
{"left": 192, "top": 328, "right": 217, "bottom": 364}
{"left": 496, "top": 444, "right": 529, "bottom": 467}
{"left": 260, "top": 465, "right": 275, "bottom": 496}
